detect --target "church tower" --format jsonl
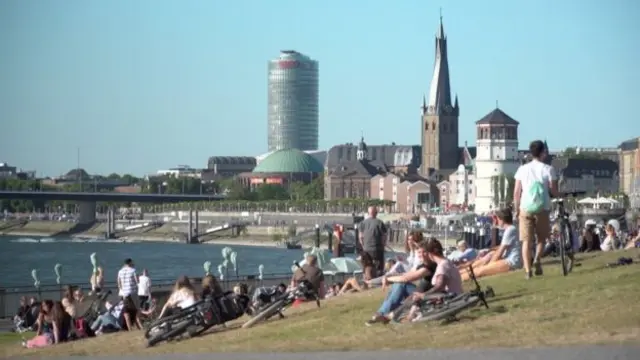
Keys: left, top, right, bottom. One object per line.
{"left": 421, "top": 15, "right": 460, "bottom": 176}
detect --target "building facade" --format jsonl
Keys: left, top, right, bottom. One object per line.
{"left": 474, "top": 108, "right": 520, "bottom": 213}
{"left": 619, "top": 137, "right": 640, "bottom": 195}
{"left": 421, "top": 17, "right": 461, "bottom": 175}
{"left": 448, "top": 164, "right": 476, "bottom": 207}
{"left": 238, "top": 149, "right": 323, "bottom": 188}
{"left": 205, "top": 156, "right": 256, "bottom": 179}
{"left": 325, "top": 143, "right": 421, "bottom": 176}
{"left": 267, "top": 50, "right": 319, "bottom": 152}
{"left": 370, "top": 173, "right": 437, "bottom": 214}
{"left": 552, "top": 158, "right": 619, "bottom": 195}
{"left": 325, "top": 138, "right": 387, "bottom": 200}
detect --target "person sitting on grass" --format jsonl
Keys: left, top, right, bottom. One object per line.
{"left": 157, "top": 276, "right": 197, "bottom": 319}
{"left": 249, "top": 283, "right": 288, "bottom": 313}
{"left": 601, "top": 224, "right": 618, "bottom": 252}
{"left": 201, "top": 274, "right": 224, "bottom": 299}
{"left": 91, "top": 299, "right": 156, "bottom": 335}
{"left": 624, "top": 231, "right": 640, "bottom": 250}
{"left": 365, "top": 240, "right": 441, "bottom": 326}
{"left": 23, "top": 299, "right": 70, "bottom": 348}
{"left": 459, "top": 207, "right": 522, "bottom": 282}
{"left": 336, "top": 252, "right": 376, "bottom": 294}
{"left": 448, "top": 240, "right": 478, "bottom": 266}
{"left": 325, "top": 282, "right": 343, "bottom": 298}
{"left": 404, "top": 238, "right": 464, "bottom": 321}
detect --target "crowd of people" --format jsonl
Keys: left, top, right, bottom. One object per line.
{"left": 11, "top": 139, "right": 639, "bottom": 348}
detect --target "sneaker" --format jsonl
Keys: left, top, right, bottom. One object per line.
{"left": 365, "top": 315, "right": 389, "bottom": 326}
{"left": 534, "top": 262, "right": 543, "bottom": 276}
{"left": 525, "top": 270, "right": 532, "bottom": 280}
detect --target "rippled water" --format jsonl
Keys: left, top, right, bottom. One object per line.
{"left": 0, "top": 235, "right": 306, "bottom": 287}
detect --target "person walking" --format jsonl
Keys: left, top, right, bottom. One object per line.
{"left": 513, "top": 140, "right": 560, "bottom": 279}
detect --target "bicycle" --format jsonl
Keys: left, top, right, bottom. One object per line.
{"left": 144, "top": 291, "right": 250, "bottom": 347}
{"left": 242, "top": 262, "right": 321, "bottom": 329}
{"left": 391, "top": 264, "right": 494, "bottom": 323}
{"left": 551, "top": 191, "right": 585, "bottom": 276}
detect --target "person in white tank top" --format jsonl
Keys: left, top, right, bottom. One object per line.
{"left": 137, "top": 269, "right": 152, "bottom": 310}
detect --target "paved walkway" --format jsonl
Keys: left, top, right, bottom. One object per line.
{"left": 58, "top": 345, "right": 638, "bottom": 360}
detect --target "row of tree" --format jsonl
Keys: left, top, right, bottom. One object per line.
{"left": 0, "top": 176, "right": 327, "bottom": 213}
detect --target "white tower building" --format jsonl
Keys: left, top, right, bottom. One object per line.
{"left": 473, "top": 107, "right": 520, "bottom": 213}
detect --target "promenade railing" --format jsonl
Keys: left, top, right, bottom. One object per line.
{"left": 0, "top": 272, "right": 353, "bottom": 319}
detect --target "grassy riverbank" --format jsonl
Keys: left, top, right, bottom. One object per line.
{"left": 2, "top": 251, "right": 638, "bottom": 358}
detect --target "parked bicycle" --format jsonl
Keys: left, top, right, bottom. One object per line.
{"left": 551, "top": 191, "right": 585, "bottom": 276}
{"left": 242, "top": 262, "right": 321, "bottom": 329}
{"left": 391, "top": 264, "right": 494, "bottom": 323}
{"left": 144, "top": 291, "right": 249, "bottom": 347}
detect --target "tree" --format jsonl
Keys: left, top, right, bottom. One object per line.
{"left": 491, "top": 174, "right": 515, "bottom": 208}
{"left": 255, "top": 184, "right": 289, "bottom": 201}
{"left": 289, "top": 177, "right": 324, "bottom": 201}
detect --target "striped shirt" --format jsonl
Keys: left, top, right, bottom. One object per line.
{"left": 117, "top": 266, "right": 137, "bottom": 297}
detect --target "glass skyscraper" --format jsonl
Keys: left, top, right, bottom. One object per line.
{"left": 267, "top": 50, "right": 319, "bottom": 152}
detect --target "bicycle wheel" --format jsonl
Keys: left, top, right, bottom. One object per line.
{"left": 144, "top": 310, "right": 193, "bottom": 339}
{"left": 242, "top": 299, "right": 285, "bottom": 329}
{"left": 558, "top": 222, "right": 570, "bottom": 276}
{"left": 146, "top": 319, "right": 192, "bottom": 347}
{"left": 413, "top": 295, "right": 481, "bottom": 322}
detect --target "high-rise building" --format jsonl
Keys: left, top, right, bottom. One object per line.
{"left": 421, "top": 16, "right": 461, "bottom": 177}
{"left": 267, "top": 50, "right": 319, "bottom": 152}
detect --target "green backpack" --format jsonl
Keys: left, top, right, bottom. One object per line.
{"left": 522, "top": 181, "right": 545, "bottom": 213}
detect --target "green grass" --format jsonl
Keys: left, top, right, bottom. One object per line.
{"left": 3, "top": 251, "right": 639, "bottom": 358}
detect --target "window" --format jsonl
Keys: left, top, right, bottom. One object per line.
{"left": 416, "top": 192, "right": 430, "bottom": 204}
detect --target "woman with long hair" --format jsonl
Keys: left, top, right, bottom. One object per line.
{"left": 158, "top": 276, "right": 197, "bottom": 318}
{"left": 601, "top": 223, "right": 618, "bottom": 251}
{"left": 24, "top": 300, "right": 70, "bottom": 348}
{"left": 201, "top": 274, "right": 224, "bottom": 298}
{"left": 60, "top": 285, "right": 76, "bottom": 318}
{"left": 457, "top": 208, "right": 522, "bottom": 281}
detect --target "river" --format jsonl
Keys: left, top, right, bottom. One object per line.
{"left": 0, "top": 235, "right": 307, "bottom": 287}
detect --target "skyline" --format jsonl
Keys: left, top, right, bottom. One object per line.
{"left": 1, "top": 0, "right": 638, "bottom": 177}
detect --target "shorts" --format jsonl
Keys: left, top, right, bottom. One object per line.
{"left": 364, "top": 249, "right": 385, "bottom": 277}
{"left": 122, "top": 295, "right": 137, "bottom": 315}
{"left": 519, "top": 210, "right": 551, "bottom": 245}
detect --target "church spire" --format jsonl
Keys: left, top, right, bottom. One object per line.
{"left": 427, "top": 12, "right": 453, "bottom": 115}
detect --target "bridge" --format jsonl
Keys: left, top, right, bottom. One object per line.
{"left": 0, "top": 191, "right": 226, "bottom": 238}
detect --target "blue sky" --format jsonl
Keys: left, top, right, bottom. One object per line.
{"left": 1, "top": 0, "right": 638, "bottom": 177}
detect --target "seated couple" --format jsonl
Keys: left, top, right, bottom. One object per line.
{"left": 459, "top": 208, "right": 522, "bottom": 281}
{"left": 90, "top": 297, "right": 156, "bottom": 335}
{"left": 365, "top": 238, "right": 463, "bottom": 325}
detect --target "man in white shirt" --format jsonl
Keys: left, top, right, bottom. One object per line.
{"left": 514, "top": 140, "right": 560, "bottom": 279}
{"left": 137, "top": 269, "right": 151, "bottom": 311}
{"left": 117, "top": 258, "right": 139, "bottom": 330}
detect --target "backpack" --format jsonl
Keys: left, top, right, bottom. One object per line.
{"left": 522, "top": 181, "right": 545, "bottom": 214}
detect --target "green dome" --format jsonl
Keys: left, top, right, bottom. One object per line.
{"left": 253, "top": 149, "right": 324, "bottom": 173}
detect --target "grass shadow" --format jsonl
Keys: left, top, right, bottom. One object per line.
{"left": 490, "top": 292, "right": 529, "bottom": 304}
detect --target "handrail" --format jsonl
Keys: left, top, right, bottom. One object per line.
{"left": 1, "top": 272, "right": 294, "bottom": 293}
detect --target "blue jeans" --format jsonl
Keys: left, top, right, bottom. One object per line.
{"left": 377, "top": 282, "right": 417, "bottom": 315}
